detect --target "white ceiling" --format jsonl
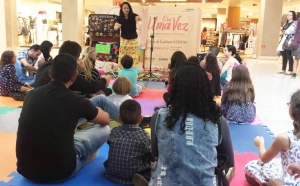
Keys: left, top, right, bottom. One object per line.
{"left": 26, "top": 0, "right": 300, "bottom": 19}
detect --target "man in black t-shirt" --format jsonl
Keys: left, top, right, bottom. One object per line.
{"left": 16, "top": 54, "right": 111, "bottom": 183}
{"left": 34, "top": 40, "right": 120, "bottom": 121}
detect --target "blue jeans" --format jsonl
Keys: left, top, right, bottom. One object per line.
{"left": 68, "top": 124, "right": 110, "bottom": 178}
{"left": 15, "top": 60, "right": 35, "bottom": 86}
{"left": 89, "top": 95, "right": 120, "bottom": 121}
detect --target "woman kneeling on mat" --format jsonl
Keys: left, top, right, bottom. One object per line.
{"left": 245, "top": 90, "right": 300, "bottom": 186}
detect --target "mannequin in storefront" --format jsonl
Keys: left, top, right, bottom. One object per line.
{"left": 29, "top": 16, "right": 37, "bottom": 44}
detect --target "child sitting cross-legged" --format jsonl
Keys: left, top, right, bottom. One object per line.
{"left": 245, "top": 90, "right": 300, "bottom": 186}
{"left": 104, "top": 99, "right": 152, "bottom": 185}
{"left": 107, "top": 76, "right": 132, "bottom": 106}
{"left": 119, "top": 55, "right": 144, "bottom": 97}
{"left": 221, "top": 65, "right": 256, "bottom": 124}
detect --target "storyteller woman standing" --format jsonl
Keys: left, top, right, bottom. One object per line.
{"left": 114, "top": 2, "right": 142, "bottom": 68}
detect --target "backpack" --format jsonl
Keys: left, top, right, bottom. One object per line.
{"left": 215, "top": 118, "right": 230, "bottom": 186}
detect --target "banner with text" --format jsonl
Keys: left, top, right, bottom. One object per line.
{"left": 144, "top": 7, "right": 201, "bottom": 68}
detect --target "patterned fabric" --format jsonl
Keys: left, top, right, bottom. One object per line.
{"left": 0, "top": 64, "right": 27, "bottom": 96}
{"left": 118, "top": 38, "right": 139, "bottom": 68}
{"left": 132, "top": 82, "right": 145, "bottom": 98}
{"left": 221, "top": 94, "right": 256, "bottom": 124}
{"left": 245, "top": 131, "right": 300, "bottom": 186}
{"left": 16, "top": 49, "right": 36, "bottom": 75}
{"left": 104, "top": 124, "right": 152, "bottom": 185}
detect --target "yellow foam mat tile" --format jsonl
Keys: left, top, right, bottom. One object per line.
{"left": 0, "top": 96, "right": 23, "bottom": 107}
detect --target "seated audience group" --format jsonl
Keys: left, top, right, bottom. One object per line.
{"left": 1, "top": 38, "right": 300, "bottom": 186}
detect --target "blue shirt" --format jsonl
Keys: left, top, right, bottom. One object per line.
{"left": 119, "top": 67, "right": 141, "bottom": 96}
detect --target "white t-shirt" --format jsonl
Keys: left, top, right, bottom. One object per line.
{"left": 223, "top": 57, "right": 239, "bottom": 82}
{"left": 107, "top": 94, "right": 132, "bottom": 106}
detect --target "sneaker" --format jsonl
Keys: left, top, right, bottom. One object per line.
{"left": 292, "top": 73, "right": 297, "bottom": 79}
{"left": 285, "top": 71, "right": 292, "bottom": 75}
{"left": 132, "top": 173, "right": 148, "bottom": 186}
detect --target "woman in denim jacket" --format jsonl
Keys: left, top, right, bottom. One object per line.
{"left": 150, "top": 63, "right": 233, "bottom": 185}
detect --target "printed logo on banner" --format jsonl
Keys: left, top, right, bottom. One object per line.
{"left": 159, "top": 58, "right": 169, "bottom": 61}
{"left": 148, "top": 15, "right": 193, "bottom": 37}
{"left": 144, "top": 7, "right": 200, "bottom": 68}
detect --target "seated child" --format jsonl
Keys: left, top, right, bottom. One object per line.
{"left": 245, "top": 90, "right": 300, "bottom": 186}
{"left": 221, "top": 65, "right": 256, "bottom": 124}
{"left": 119, "top": 55, "right": 144, "bottom": 97}
{"left": 104, "top": 100, "right": 152, "bottom": 185}
{"left": 107, "top": 76, "right": 132, "bottom": 106}
{"left": 187, "top": 56, "right": 200, "bottom": 65}
{"left": 202, "top": 53, "right": 221, "bottom": 97}
{"left": 0, "top": 51, "right": 32, "bottom": 96}
{"left": 200, "top": 46, "right": 223, "bottom": 71}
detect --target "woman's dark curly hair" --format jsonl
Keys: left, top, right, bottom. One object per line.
{"left": 204, "top": 53, "right": 220, "bottom": 76}
{"left": 165, "top": 63, "right": 221, "bottom": 134}
{"left": 290, "top": 90, "right": 300, "bottom": 139}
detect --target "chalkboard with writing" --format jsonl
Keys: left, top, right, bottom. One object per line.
{"left": 88, "top": 14, "right": 120, "bottom": 38}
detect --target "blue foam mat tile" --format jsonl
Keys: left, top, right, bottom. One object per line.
{"left": 5, "top": 143, "right": 122, "bottom": 186}
{"left": 228, "top": 123, "right": 274, "bottom": 154}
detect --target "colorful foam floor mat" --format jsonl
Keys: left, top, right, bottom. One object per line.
{"left": 0, "top": 81, "right": 275, "bottom": 186}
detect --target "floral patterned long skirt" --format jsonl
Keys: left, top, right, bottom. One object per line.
{"left": 118, "top": 37, "right": 139, "bottom": 68}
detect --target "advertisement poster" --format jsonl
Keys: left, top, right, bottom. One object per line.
{"left": 144, "top": 7, "right": 201, "bottom": 68}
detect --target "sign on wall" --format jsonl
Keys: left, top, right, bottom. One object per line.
{"left": 144, "top": 7, "right": 201, "bottom": 68}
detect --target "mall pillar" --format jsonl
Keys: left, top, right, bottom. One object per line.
{"left": 0, "top": 0, "right": 7, "bottom": 52}
{"left": 256, "top": 0, "right": 283, "bottom": 59}
{"left": 2, "top": 0, "right": 18, "bottom": 50}
{"left": 228, "top": 0, "right": 241, "bottom": 29}
{"left": 61, "top": 0, "right": 85, "bottom": 46}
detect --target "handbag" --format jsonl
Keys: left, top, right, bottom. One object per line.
{"left": 282, "top": 36, "right": 296, "bottom": 51}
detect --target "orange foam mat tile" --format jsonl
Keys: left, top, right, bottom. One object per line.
{"left": 0, "top": 96, "right": 23, "bottom": 107}
{"left": 0, "top": 132, "right": 17, "bottom": 183}
{"left": 135, "top": 89, "right": 165, "bottom": 100}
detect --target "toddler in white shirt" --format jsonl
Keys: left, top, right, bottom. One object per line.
{"left": 107, "top": 76, "right": 132, "bottom": 106}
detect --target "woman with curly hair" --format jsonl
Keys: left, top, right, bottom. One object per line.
{"left": 133, "top": 63, "right": 234, "bottom": 185}
{"left": 202, "top": 53, "right": 221, "bottom": 97}
{"left": 245, "top": 90, "right": 300, "bottom": 186}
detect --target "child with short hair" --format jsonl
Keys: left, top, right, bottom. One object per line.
{"left": 221, "top": 65, "right": 256, "bottom": 123}
{"left": 119, "top": 55, "right": 144, "bottom": 97}
{"left": 107, "top": 76, "right": 132, "bottom": 106}
{"left": 104, "top": 100, "right": 152, "bottom": 185}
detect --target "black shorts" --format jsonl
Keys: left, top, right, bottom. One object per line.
{"left": 201, "top": 39, "right": 207, "bottom": 45}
